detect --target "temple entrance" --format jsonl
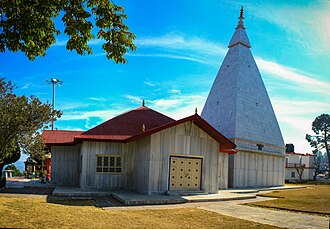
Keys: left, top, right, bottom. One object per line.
{"left": 169, "top": 156, "right": 202, "bottom": 190}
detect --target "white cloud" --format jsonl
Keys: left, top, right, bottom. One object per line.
{"left": 272, "top": 97, "right": 330, "bottom": 153}
{"left": 60, "top": 110, "right": 113, "bottom": 121}
{"left": 249, "top": 1, "right": 330, "bottom": 56}
{"left": 147, "top": 94, "right": 206, "bottom": 119}
{"left": 256, "top": 58, "right": 330, "bottom": 96}
{"left": 135, "top": 33, "right": 329, "bottom": 97}
{"left": 127, "top": 53, "right": 208, "bottom": 65}
{"left": 273, "top": 99, "right": 330, "bottom": 117}
{"left": 22, "top": 83, "right": 31, "bottom": 89}
{"left": 135, "top": 34, "right": 227, "bottom": 57}
{"left": 124, "top": 95, "right": 143, "bottom": 104}
{"left": 144, "top": 81, "right": 156, "bottom": 87}
{"left": 169, "top": 89, "right": 181, "bottom": 94}
{"left": 89, "top": 97, "right": 106, "bottom": 102}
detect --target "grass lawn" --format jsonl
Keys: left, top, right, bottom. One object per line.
{"left": 0, "top": 195, "right": 280, "bottom": 229}
{"left": 247, "top": 185, "right": 330, "bottom": 216}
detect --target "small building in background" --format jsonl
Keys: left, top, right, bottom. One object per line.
{"left": 285, "top": 144, "right": 314, "bottom": 181}
{"left": 24, "top": 157, "right": 37, "bottom": 174}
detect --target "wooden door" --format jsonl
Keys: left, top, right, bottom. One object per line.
{"left": 169, "top": 156, "right": 202, "bottom": 190}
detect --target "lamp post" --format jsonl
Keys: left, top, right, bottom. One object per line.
{"left": 46, "top": 78, "right": 62, "bottom": 130}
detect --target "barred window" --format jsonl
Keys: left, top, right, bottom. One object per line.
{"left": 96, "top": 155, "right": 123, "bottom": 174}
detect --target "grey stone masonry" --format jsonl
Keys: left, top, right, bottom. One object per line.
{"left": 202, "top": 8, "right": 285, "bottom": 188}
{"left": 202, "top": 12, "right": 284, "bottom": 150}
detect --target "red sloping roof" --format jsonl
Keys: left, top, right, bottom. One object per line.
{"left": 125, "top": 114, "right": 236, "bottom": 151}
{"left": 75, "top": 106, "right": 175, "bottom": 141}
{"left": 42, "top": 130, "right": 84, "bottom": 146}
{"left": 286, "top": 152, "right": 314, "bottom": 156}
{"left": 42, "top": 106, "right": 236, "bottom": 153}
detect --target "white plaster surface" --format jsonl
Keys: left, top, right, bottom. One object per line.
{"left": 202, "top": 26, "right": 284, "bottom": 148}
{"left": 202, "top": 20, "right": 286, "bottom": 188}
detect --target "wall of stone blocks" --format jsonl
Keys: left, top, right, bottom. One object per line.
{"left": 230, "top": 150, "right": 285, "bottom": 188}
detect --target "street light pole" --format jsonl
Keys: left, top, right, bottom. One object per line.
{"left": 46, "top": 78, "right": 62, "bottom": 130}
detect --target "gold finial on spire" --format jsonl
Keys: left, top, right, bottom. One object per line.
{"left": 236, "top": 6, "right": 245, "bottom": 30}
{"left": 195, "top": 108, "right": 198, "bottom": 114}
{"left": 142, "top": 100, "right": 145, "bottom": 107}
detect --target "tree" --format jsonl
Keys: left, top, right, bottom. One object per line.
{"left": 295, "top": 156, "right": 305, "bottom": 181}
{"left": 306, "top": 114, "right": 330, "bottom": 178}
{"left": 0, "top": 0, "right": 136, "bottom": 63}
{"left": 0, "top": 78, "right": 61, "bottom": 188}
{"left": 312, "top": 151, "right": 328, "bottom": 180}
{"left": 4, "top": 164, "right": 22, "bottom": 177}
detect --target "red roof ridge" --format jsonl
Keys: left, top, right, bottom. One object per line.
{"left": 43, "top": 130, "right": 84, "bottom": 133}
{"left": 125, "top": 114, "right": 236, "bottom": 152}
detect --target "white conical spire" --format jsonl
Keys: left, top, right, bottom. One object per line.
{"left": 202, "top": 8, "right": 284, "bottom": 151}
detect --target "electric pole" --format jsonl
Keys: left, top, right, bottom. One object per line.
{"left": 46, "top": 78, "right": 62, "bottom": 130}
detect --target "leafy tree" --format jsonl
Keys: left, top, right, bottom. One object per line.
{"left": 312, "top": 151, "right": 328, "bottom": 180}
{"left": 0, "top": 78, "right": 61, "bottom": 188}
{"left": 4, "top": 164, "right": 22, "bottom": 177}
{"left": 306, "top": 114, "right": 330, "bottom": 177}
{"left": 0, "top": 0, "right": 136, "bottom": 63}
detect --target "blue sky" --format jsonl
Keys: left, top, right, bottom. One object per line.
{"left": 2, "top": 0, "right": 330, "bottom": 165}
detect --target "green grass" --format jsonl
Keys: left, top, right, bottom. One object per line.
{"left": 247, "top": 185, "right": 330, "bottom": 216}
{"left": 0, "top": 195, "right": 280, "bottom": 229}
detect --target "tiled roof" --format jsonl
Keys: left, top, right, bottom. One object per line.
{"left": 42, "top": 130, "right": 83, "bottom": 145}
{"left": 75, "top": 106, "right": 175, "bottom": 141}
{"left": 42, "top": 106, "right": 236, "bottom": 153}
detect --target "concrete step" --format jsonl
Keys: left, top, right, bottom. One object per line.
{"left": 112, "top": 192, "right": 187, "bottom": 206}
{"left": 184, "top": 194, "right": 257, "bottom": 203}
{"left": 52, "top": 187, "right": 112, "bottom": 197}
{"left": 166, "top": 190, "right": 208, "bottom": 196}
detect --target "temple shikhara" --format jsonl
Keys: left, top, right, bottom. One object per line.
{"left": 202, "top": 7, "right": 285, "bottom": 188}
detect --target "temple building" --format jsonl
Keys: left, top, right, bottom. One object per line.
{"left": 202, "top": 7, "right": 285, "bottom": 188}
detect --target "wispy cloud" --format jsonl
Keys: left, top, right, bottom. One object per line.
{"left": 169, "top": 89, "right": 181, "bottom": 94}
{"left": 132, "top": 93, "right": 206, "bottom": 119}
{"left": 89, "top": 97, "right": 106, "bottom": 102}
{"left": 127, "top": 53, "right": 208, "bottom": 65}
{"left": 22, "top": 83, "right": 31, "bottom": 89}
{"left": 271, "top": 97, "right": 330, "bottom": 152}
{"left": 125, "top": 95, "right": 143, "bottom": 104}
{"left": 256, "top": 58, "right": 330, "bottom": 96}
{"left": 135, "top": 34, "right": 227, "bottom": 57}
{"left": 60, "top": 109, "right": 115, "bottom": 121}
{"left": 134, "top": 33, "right": 329, "bottom": 97}
{"left": 249, "top": 1, "right": 330, "bottom": 56}
{"left": 144, "top": 81, "right": 156, "bottom": 87}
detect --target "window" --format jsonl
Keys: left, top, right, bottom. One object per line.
{"left": 257, "top": 144, "right": 264, "bottom": 151}
{"left": 291, "top": 172, "right": 295, "bottom": 178}
{"left": 96, "top": 155, "right": 122, "bottom": 174}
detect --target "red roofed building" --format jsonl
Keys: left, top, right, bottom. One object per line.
{"left": 42, "top": 105, "right": 236, "bottom": 194}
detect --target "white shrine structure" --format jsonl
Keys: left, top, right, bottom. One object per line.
{"left": 202, "top": 7, "right": 285, "bottom": 188}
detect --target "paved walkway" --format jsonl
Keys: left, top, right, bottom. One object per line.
{"left": 5, "top": 178, "right": 54, "bottom": 188}
{"left": 104, "top": 197, "right": 330, "bottom": 229}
